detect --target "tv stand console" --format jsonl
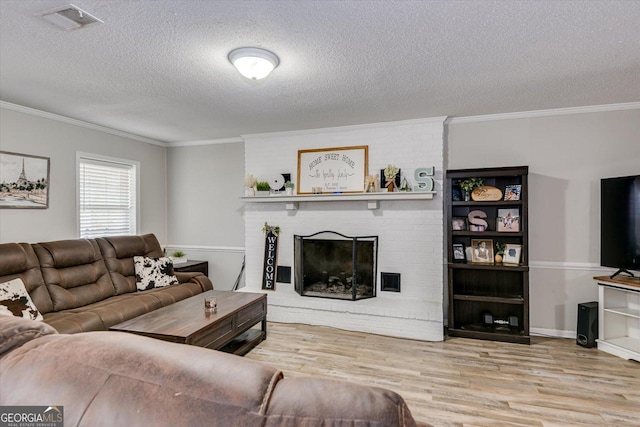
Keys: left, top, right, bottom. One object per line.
{"left": 594, "top": 276, "right": 640, "bottom": 362}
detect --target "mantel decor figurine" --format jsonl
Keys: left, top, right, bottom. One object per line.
{"left": 255, "top": 181, "right": 270, "bottom": 196}
{"left": 364, "top": 174, "right": 378, "bottom": 193}
{"left": 244, "top": 174, "right": 257, "bottom": 196}
{"left": 284, "top": 181, "right": 295, "bottom": 195}
{"left": 382, "top": 164, "right": 400, "bottom": 192}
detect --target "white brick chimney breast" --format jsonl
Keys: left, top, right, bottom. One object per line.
{"left": 242, "top": 117, "right": 446, "bottom": 341}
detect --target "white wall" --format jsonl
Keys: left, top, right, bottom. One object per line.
{"left": 243, "top": 118, "right": 446, "bottom": 341}
{"left": 0, "top": 105, "right": 168, "bottom": 244}
{"left": 447, "top": 108, "right": 640, "bottom": 337}
{"left": 166, "top": 143, "right": 245, "bottom": 290}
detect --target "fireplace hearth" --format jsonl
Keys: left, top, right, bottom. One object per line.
{"left": 294, "top": 231, "right": 377, "bottom": 301}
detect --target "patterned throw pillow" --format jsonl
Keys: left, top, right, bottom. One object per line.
{"left": 134, "top": 256, "right": 179, "bottom": 291}
{"left": 0, "top": 278, "right": 44, "bottom": 321}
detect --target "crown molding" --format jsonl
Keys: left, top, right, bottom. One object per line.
{"left": 0, "top": 101, "right": 166, "bottom": 146}
{"left": 446, "top": 102, "right": 640, "bottom": 124}
{"left": 166, "top": 137, "right": 244, "bottom": 148}
{"left": 242, "top": 116, "right": 449, "bottom": 140}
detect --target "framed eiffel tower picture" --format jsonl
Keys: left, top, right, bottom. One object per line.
{"left": 0, "top": 151, "right": 50, "bottom": 209}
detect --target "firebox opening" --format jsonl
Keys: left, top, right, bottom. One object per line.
{"left": 294, "top": 231, "right": 377, "bottom": 301}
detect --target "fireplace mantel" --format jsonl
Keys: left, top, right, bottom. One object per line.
{"left": 242, "top": 191, "right": 437, "bottom": 210}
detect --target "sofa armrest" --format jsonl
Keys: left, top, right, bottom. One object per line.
{"left": 265, "top": 377, "right": 417, "bottom": 427}
{"left": 174, "top": 272, "right": 214, "bottom": 291}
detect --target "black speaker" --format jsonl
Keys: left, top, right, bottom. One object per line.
{"left": 577, "top": 301, "right": 598, "bottom": 348}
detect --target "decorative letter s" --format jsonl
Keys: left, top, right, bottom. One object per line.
{"left": 413, "top": 167, "right": 434, "bottom": 192}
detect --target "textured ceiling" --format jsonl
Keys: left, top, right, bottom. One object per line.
{"left": 1, "top": 0, "right": 639, "bottom": 144}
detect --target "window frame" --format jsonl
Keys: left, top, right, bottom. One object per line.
{"left": 76, "top": 152, "right": 140, "bottom": 239}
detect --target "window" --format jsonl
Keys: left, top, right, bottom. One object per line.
{"left": 77, "top": 152, "right": 139, "bottom": 238}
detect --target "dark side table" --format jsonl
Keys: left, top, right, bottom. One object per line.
{"left": 173, "top": 260, "right": 208, "bottom": 276}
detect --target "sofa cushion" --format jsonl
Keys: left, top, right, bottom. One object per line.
{"left": 42, "top": 311, "right": 106, "bottom": 334}
{"left": 146, "top": 282, "right": 203, "bottom": 306}
{"left": 97, "top": 234, "right": 164, "bottom": 294}
{"left": 103, "top": 234, "right": 162, "bottom": 259}
{"left": 0, "top": 316, "right": 57, "bottom": 357}
{"left": 0, "top": 243, "right": 53, "bottom": 314}
{"left": 67, "top": 292, "right": 163, "bottom": 329}
{"left": 34, "top": 239, "right": 115, "bottom": 311}
{"left": 38, "top": 239, "right": 97, "bottom": 268}
{"left": 0, "top": 278, "right": 44, "bottom": 321}
{"left": 0, "top": 243, "right": 28, "bottom": 276}
{"left": 134, "top": 256, "right": 178, "bottom": 291}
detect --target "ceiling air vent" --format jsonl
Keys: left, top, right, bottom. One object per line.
{"left": 39, "top": 4, "right": 103, "bottom": 31}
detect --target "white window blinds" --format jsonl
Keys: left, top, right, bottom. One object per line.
{"left": 78, "top": 155, "right": 138, "bottom": 238}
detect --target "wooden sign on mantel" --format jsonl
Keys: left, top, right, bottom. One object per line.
{"left": 297, "top": 146, "right": 368, "bottom": 194}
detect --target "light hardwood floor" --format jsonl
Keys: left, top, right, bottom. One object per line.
{"left": 246, "top": 322, "right": 640, "bottom": 426}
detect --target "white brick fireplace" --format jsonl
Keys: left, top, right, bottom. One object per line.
{"left": 242, "top": 117, "right": 446, "bottom": 341}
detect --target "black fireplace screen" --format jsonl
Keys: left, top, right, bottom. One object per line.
{"left": 294, "top": 231, "right": 377, "bottom": 301}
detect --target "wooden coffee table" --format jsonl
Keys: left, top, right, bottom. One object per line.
{"left": 109, "top": 290, "right": 267, "bottom": 356}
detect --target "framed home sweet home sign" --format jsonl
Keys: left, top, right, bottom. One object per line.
{"left": 297, "top": 146, "right": 368, "bottom": 194}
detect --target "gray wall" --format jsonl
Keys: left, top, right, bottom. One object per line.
{"left": 447, "top": 108, "right": 640, "bottom": 335}
{"left": 166, "top": 143, "right": 245, "bottom": 290}
{"left": 0, "top": 106, "right": 168, "bottom": 244}
{"left": 4, "top": 102, "right": 639, "bottom": 336}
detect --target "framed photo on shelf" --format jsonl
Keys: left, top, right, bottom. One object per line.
{"left": 452, "top": 243, "right": 466, "bottom": 262}
{"left": 452, "top": 217, "right": 468, "bottom": 231}
{"left": 452, "top": 187, "right": 462, "bottom": 201}
{"left": 504, "top": 184, "right": 521, "bottom": 201}
{"left": 471, "top": 239, "right": 494, "bottom": 264}
{"left": 503, "top": 244, "right": 522, "bottom": 265}
{"left": 497, "top": 208, "right": 520, "bottom": 232}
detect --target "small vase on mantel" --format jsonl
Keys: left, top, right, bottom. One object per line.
{"left": 495, "top": 253, "right": 503, "bottom": 264}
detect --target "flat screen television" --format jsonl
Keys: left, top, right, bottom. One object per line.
{"left": 600, "top": 175, "right": 640, "bottom": 278}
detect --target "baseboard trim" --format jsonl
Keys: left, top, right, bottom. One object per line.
{"left": 531, "top": 327, "right": 575, "bottom": 339}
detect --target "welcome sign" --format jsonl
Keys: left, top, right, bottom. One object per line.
{"left": 262, "top": 227, "right": 279, "bottom": 290}
{"left": 297, "top": 146, "right": 368, "bottom": 194}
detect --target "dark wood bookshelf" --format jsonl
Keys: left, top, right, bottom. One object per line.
{"left": 446, "top": 165, "right": 530, "bottom": 344}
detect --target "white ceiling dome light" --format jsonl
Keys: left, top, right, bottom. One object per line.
{"left": 228, "top": 47, "right": 279, "bottom": 80}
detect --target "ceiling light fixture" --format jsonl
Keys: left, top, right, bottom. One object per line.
{"left": 228, "top": 47, "right": 279, "bottom": 80}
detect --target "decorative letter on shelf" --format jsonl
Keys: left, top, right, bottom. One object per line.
{"left": 468, "top": 210, "right": 488, "bottom": 232}
{"left": 414, "top": 167, "right": 435, "bottom": 192}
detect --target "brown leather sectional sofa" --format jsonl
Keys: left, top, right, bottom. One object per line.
{"left": 0, "top": 233, "right": 213, "bottom": 333}
{"left": 0, "top": 233, "right": 421, "bottom": 426}
{"left": 0, "top": 316, "right": 419, "bottom": 427}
